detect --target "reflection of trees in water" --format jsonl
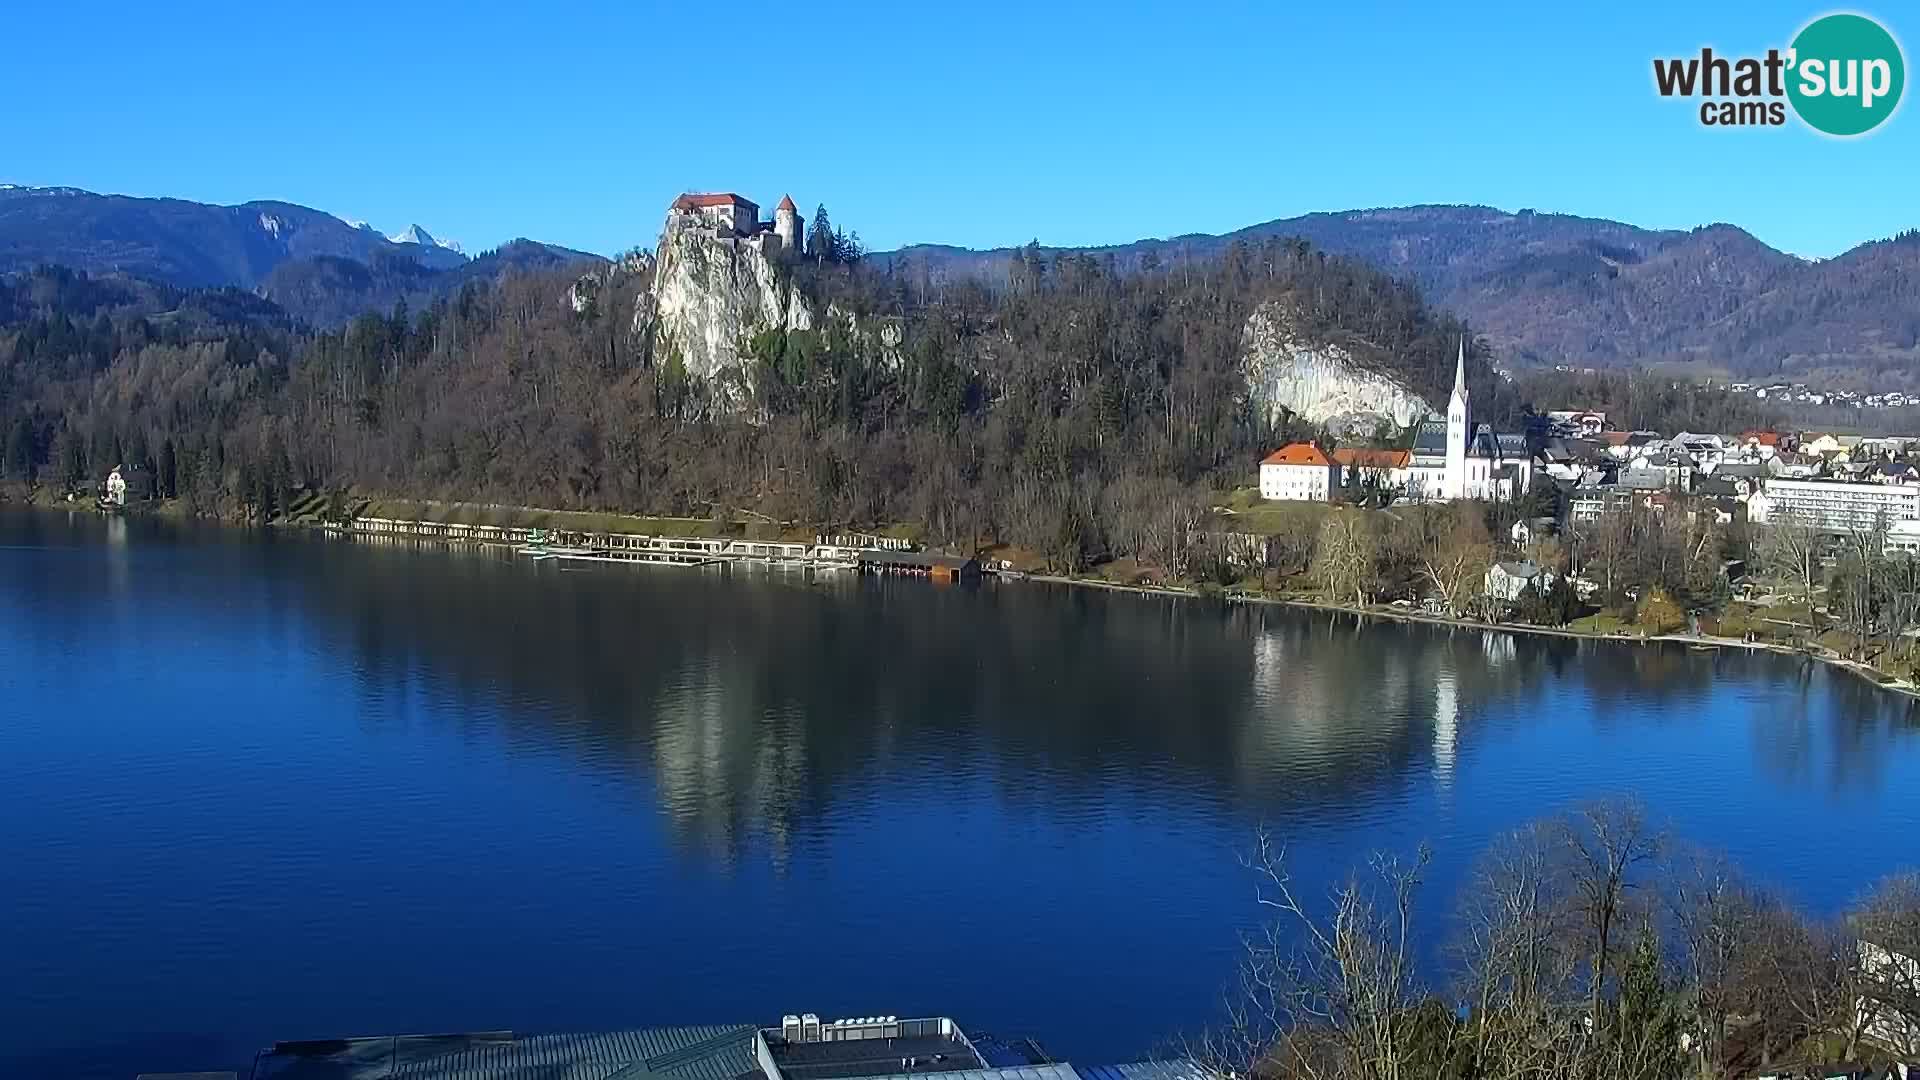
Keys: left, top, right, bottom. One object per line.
{"left": 274, "top": 541, "right": 1920, "bottom": 857}
{"left": 1748, "top": 661, "right": 1920, "bottom": 793}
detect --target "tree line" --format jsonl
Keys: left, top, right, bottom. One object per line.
{"left": 1197, "top": 799, "right": 1920, "bottom": 1080}
{"left": 1, "top": 231, "right": 1503, "bottom": 565}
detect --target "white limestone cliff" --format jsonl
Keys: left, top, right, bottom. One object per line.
{"left": 643, "top": 214, "right": 811, "bottom": 405}
{"left": 1243, "top": 300, "right": 1433, "bottom": 437}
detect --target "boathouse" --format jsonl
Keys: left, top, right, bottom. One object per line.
{"left": 858, "top": 551, "right": 981, "bottom": 583}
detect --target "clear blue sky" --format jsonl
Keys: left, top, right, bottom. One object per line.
{"left": 3, "top": 0, "right": 1910, "bottom": 258}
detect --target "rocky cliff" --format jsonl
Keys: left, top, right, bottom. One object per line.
{"left": 643, "top": 215, "right": 811, "bottom": 404}
{"left": 1243, "top": 300, "right": 1434, "bottom": 437}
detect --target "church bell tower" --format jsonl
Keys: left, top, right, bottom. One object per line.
{"left": 1445, "top": 337, "right": 1469, "bottom": 500}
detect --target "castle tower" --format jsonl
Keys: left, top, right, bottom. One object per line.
{"left": 1445, "top": 337, "right": 1469, "bottom": 500}
{"left": 774, "top": 194, "right": 800, "bottom": 254}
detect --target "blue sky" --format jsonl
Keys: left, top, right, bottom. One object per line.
{"left": 2, "top": 0, "right": 1910, "bottom": 258}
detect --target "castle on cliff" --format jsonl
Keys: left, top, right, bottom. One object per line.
{"left": 667, "top": 192, "right": 802, "bottom": 254}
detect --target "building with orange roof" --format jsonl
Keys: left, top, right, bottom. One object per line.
{"left": 1259, "top": 443, "right": 1338, "bottom": 501}
{"left": 668, "top": 191, "right": 804, "bottom": 254}
{"left": 1330, "top": 447, "right": 1412, "bottom": 495}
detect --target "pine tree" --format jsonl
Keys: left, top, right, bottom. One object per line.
{"left": 158, "top": 438, "right": 178, "bottom": 499}
{"left": 808, "top": 204, "right": 833, "bottom": 264}
{"left": 4, "top": 416, "right": 34, "bottom": 481}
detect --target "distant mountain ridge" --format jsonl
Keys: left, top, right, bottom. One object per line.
{"left": 0, "top": 185, "right": 603, "bottom": 326}
{"left": 0, "top": 185, "right": 475, "bottom": 286}
{"left": 881, "top": 205, "right": 1920, "bottom": 386}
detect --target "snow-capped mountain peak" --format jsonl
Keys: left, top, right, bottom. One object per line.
{"left": 389, "top": 224, "right": 464, "bottom": 255}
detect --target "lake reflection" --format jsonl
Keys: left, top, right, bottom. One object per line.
{"left": 3, "top": 509, "right": 1918, "bottom": 1079}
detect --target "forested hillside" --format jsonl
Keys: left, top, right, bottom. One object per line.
{"left": 884, "top": 206, "right": 1920, "bottom": 385}
{"left": 2, "top": 236, "right": 1513, "bottom": 570}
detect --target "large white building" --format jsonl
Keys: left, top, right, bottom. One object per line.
{"left": 1259, "top": 443, "right": 1338, "bottom": 501}
{"left": 1749, "top": 477, "right": 1920, "bottom": 532}
{"left": 1404, "top": 341, "right": 1533, "bottom": 502}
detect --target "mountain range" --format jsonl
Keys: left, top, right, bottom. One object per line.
{"left": 0, "top": 185, "right": 601, "bottom": 327}
{"left": 5, "top": 186, "right": 1915, "bottom": 384}
{"left": 882, "top": 206, "right": 1920, "bottom": 386}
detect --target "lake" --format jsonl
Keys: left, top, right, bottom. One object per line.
{"left": 4, "top": 508, "right": 1918, "bottom": 1078}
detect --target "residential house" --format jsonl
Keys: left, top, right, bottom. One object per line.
{"left": 1629, "top": 447, "right": 1696, "bottom": 492}
{"left": 1738, "top": 430, "right": 1793, "bottom": 459}
{"left": 1868, "top": 461, "right": 1920, "bottom": 485}
{"left": 1802, "top": 433, "right": 1846, "bottom": 457}
{"left": 1259, "top": 443, "right": 1338, "bottom": 502}
{"left": 1485, "top": 560, "right": 1557, "bottom": 603}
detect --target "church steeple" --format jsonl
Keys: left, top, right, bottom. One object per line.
{"left": 1444, "top": 336, "right": 1469, "bottom": 500}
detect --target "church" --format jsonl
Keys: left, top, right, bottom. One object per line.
{"left": 1404, "top": 340, "right": 1534, "bottom": 502}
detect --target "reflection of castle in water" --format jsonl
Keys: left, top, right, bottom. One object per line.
{"left": 650, "top": 658, "right": 809, "bottom": 867}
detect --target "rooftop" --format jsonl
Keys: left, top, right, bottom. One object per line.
{"left": 1330, "top": 447, "right": 1409, "bottom": 470}
{"left": 1261, "top": 443, "right": 1333, "bottom": 467}
{"left": 768, "top": 1032, "right": 983, "bottom": 1080}
{"left": 182, "top": 1015, "right": 1208, "bottom": 1080}
{"left": 672, "top": 192, "right": 759, "bottom": 211}
{"left": 251, "top": 1024, "right": 758, "bottom": 1080}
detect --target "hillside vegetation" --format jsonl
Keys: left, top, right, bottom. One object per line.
{"left": 884, "top": 206, "right": 1920, "bottom": 386}
{"left": 3, "top": 236, "right": 1513, "bottom": 572}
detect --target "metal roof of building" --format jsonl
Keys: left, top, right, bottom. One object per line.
{"left": 251, "top": 1024, "right": 758, "bottom": 1080}
{"left": 1072, "top": 1062, "right": 1210, "bottom": 1080}
{"left": 850, "top": 1065, "right": 1081, "bottom": 1080}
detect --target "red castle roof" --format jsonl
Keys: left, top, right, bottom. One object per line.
{"left": 671, "top": 192, "right": 757, "bottom": 211}
{"left": 777, "top": 194, "right": 797, "bottom": 212}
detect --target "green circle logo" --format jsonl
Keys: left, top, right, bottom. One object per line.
{"left": 1787, "top": 13, "right": 1905, "bottom": 136}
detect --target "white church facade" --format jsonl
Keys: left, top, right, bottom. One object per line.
{"left": 1404, "top": 341, "right": 1534, "bottom": 503}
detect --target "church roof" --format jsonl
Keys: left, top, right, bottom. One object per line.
{"left": 1262, "top": 443, "right": 1334, "bottom": 467}
{"left": 1412, "top": 419, "right": 1449, "bottom": 455}
{"left": 671, "top": 192, "right": 758, "bottom": 211}
{"left": 777, "top": 194, "right": 797, "bottom": 212}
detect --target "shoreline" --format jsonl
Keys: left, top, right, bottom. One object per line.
{"left": 10, "top": 495, "right": 1915, "bottom": 702}
{"left": 1024, "top": 572, "right": 1920, "bottom": 701}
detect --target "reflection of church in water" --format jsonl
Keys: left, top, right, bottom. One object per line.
{"left": 1245, "top": 621, "right": 1469, "bottom": 788}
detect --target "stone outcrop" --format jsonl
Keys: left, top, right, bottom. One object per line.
{"left": 643, "top": 213, "right": 811, "bottom": 404}
{"left": 1243, "top": 300, "right": 1433, "bottom": 438}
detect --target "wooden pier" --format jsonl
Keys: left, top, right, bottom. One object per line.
{"left": 339, "top": 516, "right": 956, "bottom": 575}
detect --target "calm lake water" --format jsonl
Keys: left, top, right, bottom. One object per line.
{"left": 5, "top": 509, "right": 1920, "bottom": 1078}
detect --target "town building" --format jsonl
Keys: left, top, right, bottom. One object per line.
{"left": 1404, "top": 341, "right": 1533, "bottom": 502}
{"left": 1330, "top": 447, "right": 1412, "bottom": 492}
{"left": 1485, "top": 560, "right": 1556, "bottom": 603}
{"left": 1748, "top": 478, "right": 1920, "bottom": 532}
{"left": 1260, "top": 442, "right": 1338, "bottom": 501}
{"left": 668, "top": 192, "right": 804, "bottom": 254}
